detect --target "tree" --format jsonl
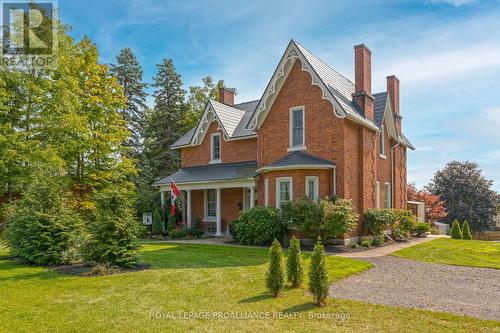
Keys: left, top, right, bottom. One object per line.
{"left": 83, "top": 186, "right": 141, "bottom": 268}
{"left": 266, "top": 239, "right": 285, "bottom": 297}
{"left": 5, "top": 166, "right": 83, "bottom": 265}
{"left": 427, "top": 161, "right": 497, "bottom": 232}
{"left": 309, "top": 240, "right": 329, "bottom": 306}
{"left": 110, "top": 48, "right": 148, "bottom": 155}
{"left": 462, "top": 220, "right": 472, "bottom": 240}
{"left": 184, "top": 76, "right": 224, "bottom": 131}
{"left": 286, "top": 236, "right": 304, "bottom": 288}
{"left": 450, "top": 220, "right": 462, "bottom": 239}
{"left": 407, "top": 183, "right": 447, "bottom": 223}
{"left": 152, "top": 207, "right": 163, "bottom": 236}
{"left": 143, "top": 59, "right": 186, "bottom": 179}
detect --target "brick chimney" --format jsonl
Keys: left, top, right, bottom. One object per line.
{"left": 387, "top": 75, "right": 401, "bottom": 134}
{"left": 218, "top": 87, "right": 235, "bottom": 105}
{"left": 352, "top": 44, "right": 374, "bottom": 121}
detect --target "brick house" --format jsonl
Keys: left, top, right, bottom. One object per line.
{"left": 154, "top": 40, "right": 414, "bottom": 241}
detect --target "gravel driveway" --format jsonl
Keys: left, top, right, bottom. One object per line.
{"left": 330, "top": 256, "right": 500, "bottom": 321}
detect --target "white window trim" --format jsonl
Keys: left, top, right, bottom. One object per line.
{"left": 204, "top": 189, "right": 217, "bottom": 222}
{"left": 305, "top": 176, "right": 319, "bottom": 200}
{"left": 264, "top": 178, "right": 269, "bottom": 207}
{"left": 210, "top": 132, "right": 222, "bottom": 164}
{"left": 375, "top": 181, "right": 380, "bottom": 209}
{"left": 288, "top": 106, "right": 306, "bottom": 151}
{"left": 332, "top": 167, "right": 336, "bottom": 195}
{"left": 276, "top": 177, "right": 293, "bottom": 209}
{"left": 379, "top": 125, "right": 386, "bottom": 159}
{"left": 384, "top": 182, "right": 391, "bottom": 209}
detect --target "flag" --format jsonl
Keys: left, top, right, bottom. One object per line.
{"left": 170, "top": 180, "right": 180, "bottom": 216}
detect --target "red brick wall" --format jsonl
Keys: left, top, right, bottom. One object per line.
{"left": 256, "top": 60, "right": 342, "bottom": 168}
{"left": 188, "top": 188, "right": 245, "bottom": 232}
{"left": 257, "top": 169, "right": 334, "bottom": 208}
{"left": 181, "top": 121, "right": 257, "bottom": 167}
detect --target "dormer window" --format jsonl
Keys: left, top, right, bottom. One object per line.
{"left": 379, "top": 125, "right": 386, "bottom": 158}
{"left": 288, "top": 106, "right": 306, "bottom": 151}
{"left": 210, "top": 133, "right": 221, "bottom": 163}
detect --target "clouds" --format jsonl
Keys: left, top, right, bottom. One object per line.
{"left": 427, "top": 0, "right": 479, "bottom": 6}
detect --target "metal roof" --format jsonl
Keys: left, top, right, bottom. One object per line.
{"left": 261, "top": 151, "right": 335, "bottom": 170}
{"left": 153, "top": 160, "right": 257, "bottom": 185}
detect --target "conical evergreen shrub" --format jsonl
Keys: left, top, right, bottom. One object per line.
{"left": 287, "top": 236, "right": 304, "bottom": 288}
{"left": 309, "top": 240, "right": 329, "bottom": 306}
{"left": 450, "top": 220, "right": 463, "bottom": 239}
{"left": 266, "top": 239, "right": 285, "bottom": 297}
{"left": 462, "top": 220, "right": 472, "bottom": 240}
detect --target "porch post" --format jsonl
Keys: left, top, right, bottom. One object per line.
{"left": 160, "top": 190, "right": 165, "bottom": 211}
{"left": 181, "top": 190, "right": 186, "bottom": 224}
{"left": 187, "top": 190, "right": 192, "bottom": 228}
{"left": 215, "top": 188, "right": 222, "bottom": 236}
{"left": 250, "top": 186, "right": 255, "bottom": 208}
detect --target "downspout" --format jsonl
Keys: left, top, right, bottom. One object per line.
{"left": 390, "top": 141, "right": 400, "bottom": 208}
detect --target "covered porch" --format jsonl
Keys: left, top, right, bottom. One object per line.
{"left": 153, "top": 161, "right": 257, "bottom": 236}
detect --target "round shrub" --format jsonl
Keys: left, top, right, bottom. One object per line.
{"left": 232, "top": 207, "right": 286, "bottom": 245}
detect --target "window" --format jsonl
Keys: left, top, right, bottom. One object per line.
{"left": 264, "top": 178, "right": 269, "bottom": 207}
{"left": 276, "top": 177, "right": 292, "bottom": 209}
{"left": 242, "top": 188, "right": 256, "bottom": 210}
{"left": 205, "top": 189, "right": 217, "bottom": 220}
{"left": 375, "top": 181, "right": 380, "bottom": 208}
{"left": 305, "top": 176, "right": 319, "bottom": 201}
{"left": 289, "top": 107, "right": 305, "bottom": 149}
{"left": 384, "top": 183, "right": 391, "bottom": 208}
{"left": 211, "top": 133, "right": 221, "bottom": 163}
{"left": 379, "top": 125, "right": 385, "bottom": 157}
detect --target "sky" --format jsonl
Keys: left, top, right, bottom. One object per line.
{"left": 59, "top": 0, "right": 500, "bottom": 191}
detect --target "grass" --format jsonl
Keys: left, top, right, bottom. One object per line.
{"left": 393, "top": 238, "right": 500, "bottom": 269}
{"left": 0, "top": 243, "right": 498, "bottom": 332}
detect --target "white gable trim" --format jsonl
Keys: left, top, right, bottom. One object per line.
{"left": 191, "top": 101, "right": 230, "bottom": 146}
{"left": 248, "top": 40, "right": 347, "bottom": 130}
{"left": 382, "top": 97, "right": 398, "bottom": 141}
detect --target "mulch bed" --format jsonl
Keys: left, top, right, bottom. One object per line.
{"left": 50, "top": 263, "right": 151, "bottom": 277}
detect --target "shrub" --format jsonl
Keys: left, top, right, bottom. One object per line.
{"left": 462, "top": 220, "right": 472, "bottom": 240}
{"left": 166, "top": 214, "right": 176, "bottom": 234}
{"left": 186, "top": 228, "right": 205, "bottom": 239}
{"left": 5, "top": 177, "right": 83, "bottom": 265}
{"left": 229, "top": 220, "right": 240, "bottom": 237}
{"left": 363, "top": 209, "right": 395, "bottom": 236}
{"left": 371, "top": 234, "right": 385, "bottom": 246}
{"left": 361, "top": 239, "right": 371, "bottom": 248}
{"left": 232, "top": 207, "right": 286, "bottom": 245}
{"left": 152, "top": 207, "right": 163, "bottom": 236}
{"left": 168, "top": 228, "right": 188, "bottom": 239}
{"left": 309, "top": 240, "right": 329, "bottom": 306}
{"left": 391, "top": 210, "right": 415, "bottom": 241}
{"left": 322, "top": 199, "right": 359, "bottom": 240}
{"left": 266, "top": 239, "right": 285, "bottom": 297}
{"left": 83, "top": 187, "right": 141, "bottom": 268}
{"left": 280, "top": 197, "right": 323, "bottom": 239}
{"left": 350, "top": 242, "right": 359, "bottom": 249}
{"left": 450, "top": 220, "right": 463, "bottom": 239}
{"left": 283, "top": 197, "right": 358, "bottom": 241}
{"left": 414, "top": 222, "right": 431, "bottom": 237}
{"left": 286, "top": 236, "right": 303, "bottom": 288}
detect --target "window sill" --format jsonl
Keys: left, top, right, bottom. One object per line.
{"left": 203, "top": 218, "right": 216, "bottom": 223}
{"left": 209, "top": 159, "right": 222, "bottom": 165}
{"left": 287, "top": 146, "right": 307, "bottom": 152}
{"left": 379, "top": 154, "right": 386, "bottom": 160}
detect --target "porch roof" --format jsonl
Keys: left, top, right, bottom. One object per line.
{"left": 153, "top": 160, "right": 257, "bottom": 186}
{"left": 258, "top": 151, "right": 335, "bottom": 172}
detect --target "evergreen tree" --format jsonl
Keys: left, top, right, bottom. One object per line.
{"left": 266, "top": 239, "right": 285, "bottom": 297}
{"left": 309, "top": 240, "right": 329, "bottom": 306}
{"left": 110, "top": 48, "right": 148, "bottom": 154}
{"left": 462, "top": 220, "right": 472, "bottom": 240}
{"left": 143, "top": 59, "right": 186, "bottom": 179}
{"left": 450, "top": 220, "right": 463, "bottom": 239}
{"left": 287, "top": 236, "right": 304, "bottom": 288}
{"left": 152, "top": 207, "right": 163, "bottom": 236}
{"left": 184, "top": 76, "right": 224, "bottom": 131}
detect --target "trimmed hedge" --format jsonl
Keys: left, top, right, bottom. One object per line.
{"left": 231, "top": 207, "right": 287, "bottom": 245}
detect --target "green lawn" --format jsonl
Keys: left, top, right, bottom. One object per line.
{"left": 0, "top": 243, "right": 498, "bottom": 332}
{"left": 393, "top": 238, "right": 500, "bottom": 269}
